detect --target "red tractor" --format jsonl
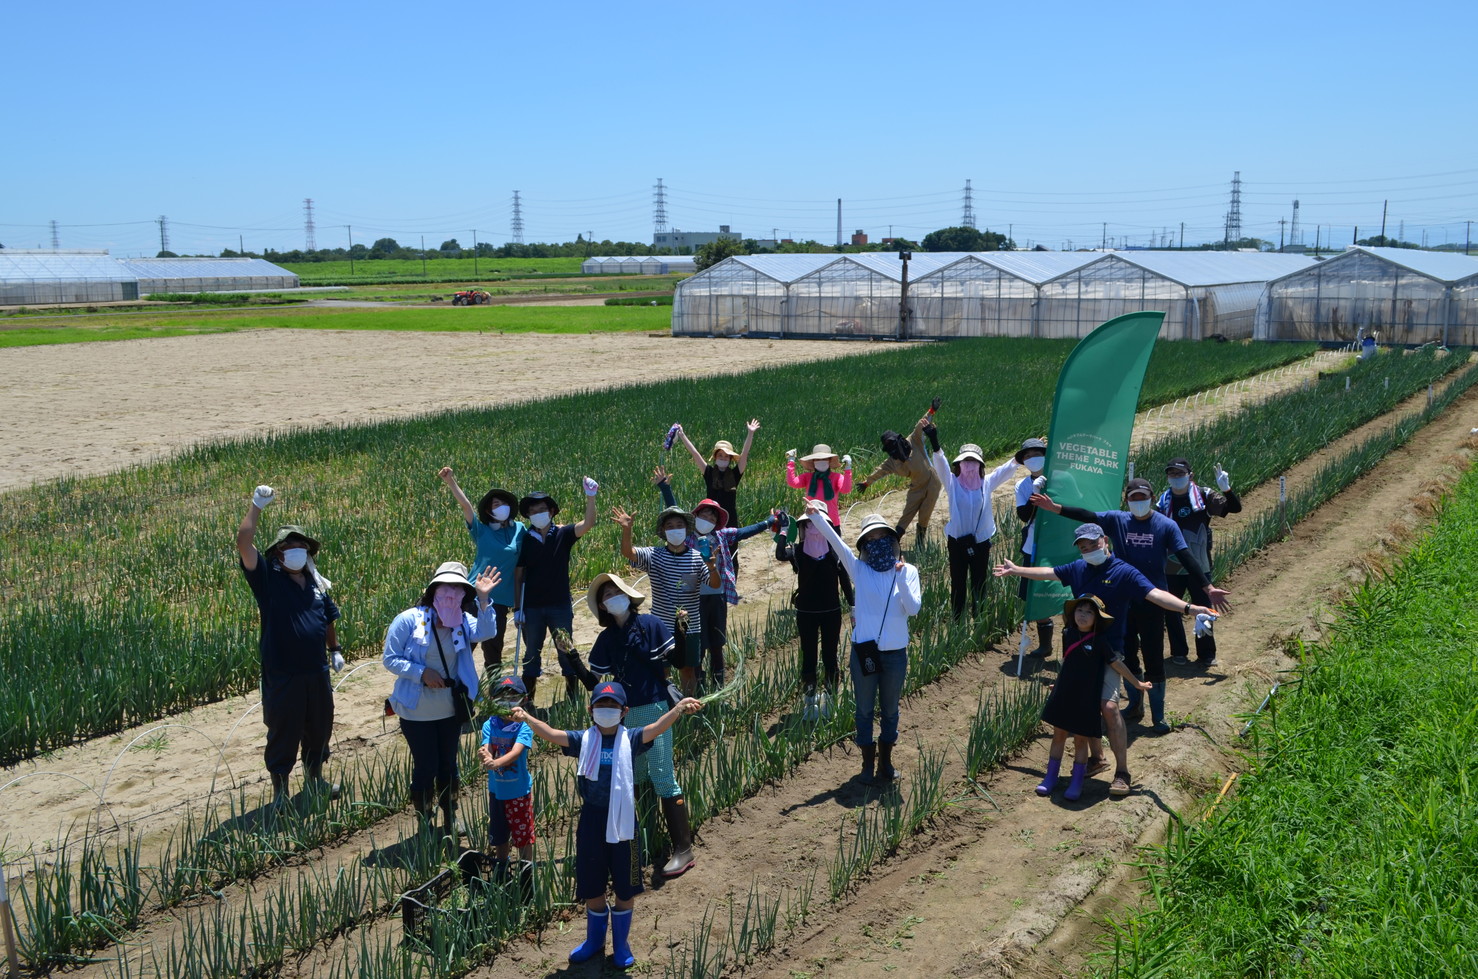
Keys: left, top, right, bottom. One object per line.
{"left": 451, "top": 289, "right": 492, "bottom": 306}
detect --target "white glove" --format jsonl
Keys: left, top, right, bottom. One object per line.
{"left": 1033, "top": 475, "right": 1047, "bottom": 492}
{"left": 1194, "top": 613, "right": 1217, "bottom": 638}
{"left": 1214, "top": 464, "right": 1231, "bottom": 493}
{"left": 583, "top": 476, "right": 599, "bottom": 497}
{"left": 786, "top": 448, "right": 797, "bottom": 462}
{"left": 513, "top": 609, "right": 526, "bottom": 626}
{"left": 252, "top": 485, "right": 275, "bottom": 509}
{"left": 842, "top": 454, "right": 852, "bottom": 470}
{"left": 331, "top": 651, "right": 347, "bottom": 672}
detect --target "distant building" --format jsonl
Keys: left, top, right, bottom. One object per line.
{"left": 850, "top": 229, "right": 868, "bottom": 246}
{"left": 652, "top": 225, "right": 741, "bottom": 254}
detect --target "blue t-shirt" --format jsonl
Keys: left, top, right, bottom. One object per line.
{"left": 559, "top": 728, "right": 652, "bottom": 809}
{"left": 240, "top": 550, "right": 341, "bottom": 676}
{"left": 467, "top": 520, "right": 525, "bottom": 606}
{"left": 481, "top": 716, "right": 534, "bottom": 800}
{"left": 586, "top": 613, "right": 674, "bottom": 708}
{"left": 1087, "top": 510, "right": 1187, "bottom": 590}
{"left": 1052, "top": 555, "right": 1154, "bottom": 648}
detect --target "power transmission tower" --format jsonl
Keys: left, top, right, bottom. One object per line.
{"left": 303, "top": 198, "right": 317, "bottom": 252}
{"left": 157, "top": 215, "right": 169, "bottom": 253}
{"left": 653, "top": 178, "right": 668, "bottom": 235}
{"left": 962, "top": 179, "right": 977, "bottom": 229}
{"left": 1223, "top": 171, "right": 1243, "bottom": 244}
{"left": 511, "top": 191, "right": 524, "bottom": 244}
{"left": 50, "top": 220, "right": 59, "bottom": 250}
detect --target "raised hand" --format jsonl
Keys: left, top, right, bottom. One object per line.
{"left": 475, "top": 566, "right": 502, "bottom": 599}
{"left": 583, "top": 476, "right": 599, "bottom": 497}
{"left": 610, "top": 506, "right": 635, "bottom": 530}
{"left": 252, "top": 485, "right": 275, "bottom": 509}
{"left": 746, "top": 418, "right": 761, "bottom": 433}
{"left": 651, "top": 465, "right": 671, "bottom": 485}
{"left": 437, "top": 467, "right": 456, "bottom": 484}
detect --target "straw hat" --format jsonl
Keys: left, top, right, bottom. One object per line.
{"left": 950, "top": 443, "right": 986, "bottom": 475}
{"left": 587, "top": 572, "right": 646, "bottom": 618}
{"left": 476, "top": 487, "right": 518, "bottom": 525}
{"left": 710, "top": 440, "right": 738, "bottom": 460}
{"left": 798, "top": 443, "right": 841, "bottom": 472}
{"left": 419, "top": 560, "right": 475, "bottom": 606}
{"left": 1062, "top": 594, "right": 1115, "bottom": 622}
{"left": 853, "top": 513, "right": 899, "bottom": 549}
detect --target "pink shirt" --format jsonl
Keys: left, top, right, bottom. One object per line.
{"left": 786, "top": 461, "right": 853, "bottom": 526}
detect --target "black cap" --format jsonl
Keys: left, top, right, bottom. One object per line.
{"left": 518, "top": 491, "right": 561, "bottom": 517}
{"left": 1165, "top": 458, "right": 1192, "bottom": 474}
{"left": 1125, "top": 477, "right": 1154, "bottom": 498}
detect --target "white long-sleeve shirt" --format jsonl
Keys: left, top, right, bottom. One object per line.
{"left": 932, "top": 451, "right": 1018, "bottom": 542}
{"left": 811, "top": 516, "right": 922, "bottom": 651}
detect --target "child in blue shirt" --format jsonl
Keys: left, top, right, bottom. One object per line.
{"left": 478, "top": 675, "right": 536, "bottom": 896}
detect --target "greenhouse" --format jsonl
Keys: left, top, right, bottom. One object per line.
{"left": 1255, "top": 246, "right": 1478, "bottom": 346}
{"left": 0, "top": 250, "right": 138, "bottom": 304}
{"left": 907, "top": 252, "right": 1100, "bottom": 337}
{"left": 120, "top": 257, "right": 298, "bottom": 294}
{"left": 1035, "top": 252, "right": 1316, "bottom": 340}
{"left": 581, "top": 255, "right": 697, "bottom": 275}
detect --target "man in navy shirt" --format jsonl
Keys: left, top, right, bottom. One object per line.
{"left": 512, "top": 480, "right": 599, "bottom": 703}
{"left": 996, "top": 523, "right": 1214, "bottom": 797}
{"left": 236, "top": 485, "right": 343, "bottom": 809}
{"left": 1031, "top": 478, "right": 1230, "bottom": 731}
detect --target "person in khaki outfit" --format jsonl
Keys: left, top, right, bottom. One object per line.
{"left": 856, "top": 417, "right": 941, "bottom": 545}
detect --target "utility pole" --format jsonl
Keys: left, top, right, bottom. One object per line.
{"left": 1179, "top": 222, "right": 1184, "bottom": 250}
{"left": 472, "top": 229, "right": 479, "bottom": 276}
{"left": 347, "top": 225, "right": 354, "bottom": 274}
{"left": 239, "top": 234, "right": 244, "bottom": 256}
{"left": 897, "top": 249, "right": 912, "bottom": 341}
{"left": 421, "top": 235, "right": 427, "bottom": 277}
{"left": 1466, "top": 220, "right": 1471, "bottom": 256}
{"left": 1279, "top": 219, "right": 1286, "bottom": 252}
{"left": 1379, "top": 200, "right": 1388, "bottom": 243}
{"left": 1101, "top": 222, "right": 1107, "bottom": 250}
{"left": 836, "top": 200, "right": 843, "bottom": 249}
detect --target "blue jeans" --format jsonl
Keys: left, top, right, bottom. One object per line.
{"left": 849, "top": 644, "right": 907, "bottom": 746}
{"left": 518, "top": 604, "right": 574, "bottom": 681}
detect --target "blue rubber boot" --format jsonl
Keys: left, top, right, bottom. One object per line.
{"left": 610, "top": 908, "right": 636, "bottom": 969}
{"left": 569, "top": 908, "right": 608, "bottom": 964}
{"left": 1063, "top": 761, "right": 1089, "bottom": 801}
{"left": 1035, "top": 757, "right": 1061, "bottom": 796}
{"left": 1149, "top": 684, "right": 1171, "bottom": 734}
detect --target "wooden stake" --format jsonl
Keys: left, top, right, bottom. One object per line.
{"left": 0, "top": 872, "right": 21, "bottom": 979}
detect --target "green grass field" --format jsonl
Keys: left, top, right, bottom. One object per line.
{"left": 0, "top": 303, "right": 671, "bottom": 347}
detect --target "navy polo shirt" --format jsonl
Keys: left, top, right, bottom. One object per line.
{"left": 240, "top": 549, "right": 340, "bottom": 676}
{"left": 516, "top": 523, "right": 578, "bottom": 608}
{"left": 1052, "top": 555, "right": 1154, "bottom": 648}
{"left": 587, "top": 613, "right": 674, "bottom": 708}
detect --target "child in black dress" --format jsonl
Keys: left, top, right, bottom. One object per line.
{"left": 1037, "top": 596, "right": 1151, "bottom": 801}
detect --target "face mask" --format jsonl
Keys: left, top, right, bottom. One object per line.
{"left": 432, "top": 585, "right": 465, "bottom": 628}
{"left": 529, "top": 511, "right": 552, "bottom": 529}
{"left": 862, "top": 536, "right": 896, "bottom": 573}
{"left": 603, "top": 594, "right": 631, "bottom": 617}
{"left": 491, "top": 504, "right": 511, "bottom": 522}
{"left": 813, "top": 460, "right": 830, "bottom": 472}
{"left": 663, "top": 527, "right": 688, "bottom": 546}
{"left": 1167, "top": 475, "right": 1190, "bottom": 493}
{"left": 1127, "top": 498, "right": 1153, "bottom": 517}
{"left": 694, "top": 517, "right": 716, "bottom": 536}
{"left": 1024, "top": 456, "right": 1045, "bottom": 474}
{"left": 592, "top": 707, "right": 623, "bottom": 728}
{"left": 280, "top": 547, "right": 308, "bottom": 571}
{"left": 714, "top": 458, "right": 730, "bottom": 470}
{"left": 1082, "top": 545, "right": 1110, "bottom": 566}
{"left": 802, "top": 526, "right": 830, "bottom": 559}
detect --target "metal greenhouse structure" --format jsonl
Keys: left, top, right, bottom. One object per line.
{"left": 0, "top": 250, "right": 139, "bottom": 304}
{"left": 120, "top": 257, "right": 299, "bottom": 293}
{"left": 1255, "top": 246, "right": 1478, "bottom": 346}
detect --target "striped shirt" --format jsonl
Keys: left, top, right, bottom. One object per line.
{"left": 630, "top": 545, "right": 706, "bottom": 636}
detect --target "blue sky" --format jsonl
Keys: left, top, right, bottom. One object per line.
{"left": 6, "top": 0, "right": 1476, "bottom": 256}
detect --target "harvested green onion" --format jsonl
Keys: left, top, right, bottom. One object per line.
{"left": 699, "top": 646, "right": 744, "bottom": 705}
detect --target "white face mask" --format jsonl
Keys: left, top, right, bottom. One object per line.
{"left": 1024, "top": 456, "right": 1045, "bottom": 474}
{"left": 813, "top": 460, "right": 831, "bottom": 472}
{"left": 280, "top": 547, "right": 308, "bottom": 571}
{"left": 694, "top": 517, "right": 716, "bottom": 536}
{"left": 714, "top": 458, "right": 730, "bottom": 470}
{"left": 1082, "top": 545, "right": 1110, "bottom": 566}
{"left": 491, "top": 504, "right": 511, "bottom": 522}
{"left": 1167, "top": 475, "right": 1191, "bottom": 492}
{"left": 603, "top": 594, "right": 631, "bottom": 616}
{"left": 1127, "top": 498, "right": 1153, "bottom": 517}
{"left": 663, "top": 527, "right": 688, "bottom": 546}
{"left": 529, "top": 511, "right": 553, "bottom": 529}
{"left": 592, "top": 707, "right": 623, "bottom": 728}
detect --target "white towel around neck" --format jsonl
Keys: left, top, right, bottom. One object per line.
{"left": 576, "top": 724, "right": 636, "bottom": 843}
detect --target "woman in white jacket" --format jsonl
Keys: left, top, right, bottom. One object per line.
{"left": 923, "top": 416, "right": 1019, "bottom": 619}
{"left": 384, "top": 560, "right": 500, "bottom": 838}
{"left": 804, "top": 500, "right": 922, "bottom": 783}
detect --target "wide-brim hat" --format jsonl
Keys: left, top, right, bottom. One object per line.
{"left": 421, "top": 560, "right": 476, "bottom": 605}
{"left": 587, "top": 572, "right": 646, "bottom": 618}
{"left": 692, "top": 497, "right": 729, "bottom": 530}
{"left": 269, "top": 525, "right": 320, "bottom": 556}
{"left": 951, "top": 443, "right": 986, "bottom": 474}
{"left": 853, "top": 513, "right": 899, "bottom": 550}
{"left": 518, "top": 491, "right": 560, "bottom": 518}
{"left": 654, "top": 505, "right": 696, "bottom": 536}
{"left": 798, "top": 443, "right": 841, "bottom": 471}
{"left": 1014, "top": 437, "right": 1048, "bottom": 464}
{"left": 710, "top": 440, "right": 738, "bottom": 459}
{"left": 1063, "top": 594, "right": 1115, "bottom": 622}
{"left": 477, "top": 487, "right": 518, "bottom": 524}
{"left": 590, "top": 680, "right": 628, "bottom": 708}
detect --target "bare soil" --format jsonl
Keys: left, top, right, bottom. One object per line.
{"left": 2, "top": 336, "right": 1469, "bottom": 979}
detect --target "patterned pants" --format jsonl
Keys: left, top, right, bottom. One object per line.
{"left": 624, "top": 701, "right": 682, "bottom": 799}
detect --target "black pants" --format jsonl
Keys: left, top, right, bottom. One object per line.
{"left": 476, "top": 603, "right": 511, "bottom": 671}
{"left": 1164, "top": 574, "right": 1216, "bottom": 662}
{"left": 262, "top": 669, "right": 334, "bottom": 775}
{"left": 699, "top": 593, "right": 728, "bottom": 678}
{"left": 399, "top": 714, "right": 463, "bottom": 797}
{"left": 1121, "top": 598, "right": 1166, "bottom": 683}
{"left": 947, "top": 536, "right": 992, "bottom": 618}
{"left": 797, "top": 608, "right": 842, "bottom": 690}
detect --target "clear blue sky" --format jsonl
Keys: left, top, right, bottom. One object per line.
{"left": 6, "top": 0, "right": 1476, "bottom": 256}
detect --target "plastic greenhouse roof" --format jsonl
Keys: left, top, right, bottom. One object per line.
{"left": 1056, "top": 251, "right": 1317, "bottom": 288}
{"left": 119, "top": 257, "right": 296, "bottom": 278}
{"left": 1334, "top": 247, "right": 1478, "bottom": 284}
{"left": 0, "top": 250, "right": 134, "bottom": 281}
{"left": 926, "top": 251, "right": 1101, "bottom": 284}
{"left": 715, "top": 254, "right": 844, "bottom": 282}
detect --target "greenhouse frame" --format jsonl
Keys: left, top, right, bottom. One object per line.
{"left": 0, "top": 250, "right": 139, "bottom": 304}
{"left": 581, "top": 256, "right": 697, "bottom": 275}
{"left": 1255, "top": 246, "right": 1478, "bottom": 346}
{"left": 120, "top": 257, "right": 298, "bottom": 294}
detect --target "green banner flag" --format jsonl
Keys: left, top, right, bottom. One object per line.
{"left": 1024, "top": 311, "right": 1166, "bottom": 622}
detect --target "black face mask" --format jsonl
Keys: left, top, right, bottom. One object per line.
{"left": 881, "top": 430, "right": 910, "bottom": 461}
